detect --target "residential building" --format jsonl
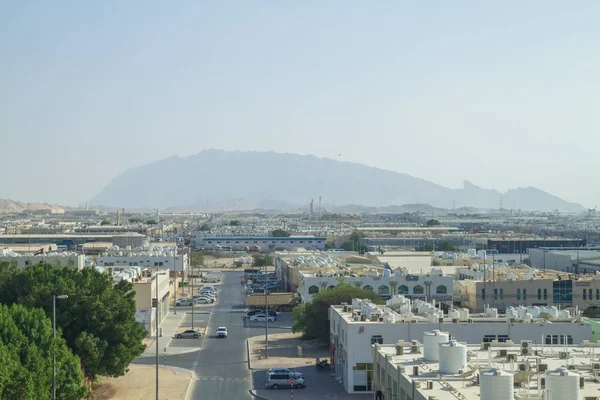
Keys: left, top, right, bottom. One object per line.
{"left": 329, "top": 296, "right": 591, "bottom": 394}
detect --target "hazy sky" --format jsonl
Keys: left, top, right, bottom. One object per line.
{"left": 1, "top": 1, "right": 599, "bottom": 207}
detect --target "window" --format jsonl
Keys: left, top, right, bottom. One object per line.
{"left": 308, "top": 285, "right": 319, "bottom": 294}
{"left": 544, "top": 288, "right": 548, "bottom": 300}
{"left": 500, "top": 288, "right": 504, "bottom": 300}
{"left": 538, "top": 288, "right": 541, "bottom": 300}
{"left": 596, "top": 289, "right": 599, "bottom": 300}
{"left": 363, "top": 285, "right": 373, "bottom": 292}
{"left": 398, "top": 285, "right": 408, "bottom": 294}
{"left": 436, "top": 285, "right": 447, "bottom": 294}
{"left": 583, "top": 289, "right": 587, "bottom": 300}
{"left": 497, "top": 335, "right": 510, "bottom": 343}
{"left": 494, "top": 288, "right": 498, "bottom": 300}
{"left": 523, "top": 289, "right": 527, "bottom": 300}
{"left": 299, "top": 241, "right": 304, "bottom": 243}
{"left": 370, "top": 335, "right": 383, "bottom": 345}
{"left": 263, "top": 241, "right": 267, "bottom": 244}
{"left": 413, "top": 285, "right": 424, "bottom": 294}
{"left": 545, "top": 335, "right": 573, "bottom": 345}
{"left": 353, "top": 363, "right": 373, "bottom": 392}
{"left": 517, "top": 288, "right": 521, "bottom": 300}
{"left": 481, "top": 288, "right": 486, "bottom": 300}
{"left": 378, "top": 285, "right": 389, "bottom": 295}
{"left": 483, "top": 335, "right": 496, "bottom": 343}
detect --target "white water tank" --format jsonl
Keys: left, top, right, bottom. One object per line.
{"left": 480, "top": 369, "right": 514, "bottom": 400}
{"left": 459, "top": 308, "right": 470, "bottom": 320}
{"left": 486, "top": 308, "right": 498, "bottom": 318}
{"left": 423, "top": 330, "right": 449, "bottom": 361}
{"left": 448, "top": 309, "right": 460, "bottom": 319}
{"left": 439, "top": 340, "right": 467, "bottom": 374}
{"left": 545, "top": 368, "right": 580, "bottom": 400}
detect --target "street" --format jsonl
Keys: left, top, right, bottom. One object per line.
{"left": 134, "top": 270, "right": 291, "bottom": 400}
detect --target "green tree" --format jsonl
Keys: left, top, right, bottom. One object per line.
{"left": 199, "top": 223, "right": 212, "bottom": 231}
{"left": 292, "top": 285, "right": 383, "bottom": 341}
{"left": 340, "top": 230, "right": 366, "bottom": 252}
{"left": 100, "top": 220, "right": 111, "bottom": 226}
{"left": 253, "top": 254, "right": 273, "bottom": 267}
{"left": 128, "top": 217, "right": 142, "bottom": 223}
{"left": 271, "top": 229, "right": 291, "bottom": 237}
{"left": 229, "top": 220, "right": 241, "bottom": 226}
{"left": 0, "top": 303, "right": 87, "bottom": 399}
{"left": 146, "top": 219, "right": 157, "bottom": 225}
{"left": 191, "top": 251, "right": 204, "bottom": 266}
{"left": 0, "top": 264, "right": 146, "bottom": 383}
{"left": 426, "top": 219, "right": 440, "bottom": 226}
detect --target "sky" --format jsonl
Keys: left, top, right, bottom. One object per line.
{"left": 1, "top": 1, "right": 599, "bottom": 207}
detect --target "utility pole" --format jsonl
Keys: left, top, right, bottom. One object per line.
{"left": 265, "top": 263, "right": 269, "bottom": 358}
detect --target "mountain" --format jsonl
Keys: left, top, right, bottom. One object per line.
{"left": 0, "top": 199, "right": 65, "bottom": 214}
{"left": 92, "top": 149, "right": 584, "bottom": 212}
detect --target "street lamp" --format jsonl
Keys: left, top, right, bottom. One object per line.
{"left": 154, "top": 271, "right": 168, "bottom": 400}
{"left": 53, "top": 294, "right": 69, "bottom": 400}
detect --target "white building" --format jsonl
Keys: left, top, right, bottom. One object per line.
{"left": 193, "top": 234, "right": 326, "bottom": 251}
{"left": 329, "top": 296, "right": 592, "bottom": 394}
{"left": 96, "top": 246, "right": 188, "bottom": 275}
{"left": 0, "top": 248, "right": 86, "bottom": 270}
{"left": 529, "top": 248, "right": 600, "bottom": 274}
{"left": 299, "top": 268, "right": 454, "bottom": 304}
{"left": 372, "top": 340, "right": 600, "bottom": 400}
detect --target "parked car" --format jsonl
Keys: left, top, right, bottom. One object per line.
{"left": 216, "top": 327, "right": 228, "bottom": 338}
{"left": 250, "top": 314, "right": 276, "bottom": 322}
{"left": 175, "top": 297, "right": 194, "bottom": 306}
{"left": 265, "top": 373, "right": 306, "bottom": 389}
{"left": 247, "top": 309, "right": 277, "bottom": 317}
{"left": 195, "top": 297, "right": 213, "bottom": 304}
{"left": 266, "top": 368, "right": 303, "bottom": 379}
{"left": 176, "top": 329, "right": 202, "bottom": 339}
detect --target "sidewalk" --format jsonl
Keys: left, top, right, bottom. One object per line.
{"left": 143, "top": 313, "right": 185, "bottom": 356}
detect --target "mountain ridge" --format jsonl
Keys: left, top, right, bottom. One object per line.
{"left": 92, "top": 149, "right": 584, "bottom": 212}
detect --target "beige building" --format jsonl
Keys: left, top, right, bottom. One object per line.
{"left": 0, "top": 253, "right": 86, "bottom": 270}
{"left": 131, "top": 270, "right": 171, "bottom": 337}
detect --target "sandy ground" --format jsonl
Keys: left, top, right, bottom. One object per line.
{"left": 90, "top": 364, "right": 191, "bottom": 400}
{"left": 249, "top": 332, "right": 330, "bottom": 370}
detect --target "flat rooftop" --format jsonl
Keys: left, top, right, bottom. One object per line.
{"left": 375, "top": 342, "right": 600, "bottom": 400}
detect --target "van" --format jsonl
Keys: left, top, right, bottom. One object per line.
{"left": 265, "top": 373, "right": 306, "bottom": 389}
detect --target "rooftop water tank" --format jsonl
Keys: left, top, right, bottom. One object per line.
{"left": 439, "top": 340, "right": 467, "bottom": 374}
{"left": 459, "top": 308, "right": 470, "bottom": 320}
{"left": 423, "top": 330, "right": 449, "bottom": 361}
{"left": 448, "top": 309, "right": 460, "bottom": 319}
{"left": 486, "top": 308, "right": 498, "bottom": 318}
{"left": 545, "top": 369, "right": 580, "bottom": 400}
{"left": 479, "top": 369, "right": 514, "bottom": 400}
{"left": 383, "top": 269, "right": 391, "bottom": 278}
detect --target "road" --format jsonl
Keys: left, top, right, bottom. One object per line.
{"left": 134, "top": 270, "right": 291, "bottom": 400}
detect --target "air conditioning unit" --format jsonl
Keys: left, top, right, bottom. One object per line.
{"left": 538, "top": 363, "right": 548, "bottom": 372}
{"left": 426, "top": 380, "right": 433, "bottom": 390}
{"left": 593, "top": 363, "right": 600, "bottom": 370}
{"left": 518, "top": 363, "right": 526, "bottom": 371}
{"left": 361, "top": 315, "right": 367, "bottom": 321}
{"left": 379, "top": 317, "right": 384, "bottom": 322}
{"left": 452, "top": 318, "right": 458, "bottom": 323}
{"left": 438, "top": 317, "right": 444, "bottom": 323}
{"left": 559, "top": 352, "right": 570, "bottom": 360}
{"left": 521, "top": 348, "right": 530, "bottom": 355}
{"left": 499, "top": 349, "right": 507, "bottom": 357}
{"left": 341, "top": 302, "right": 348, "bottom": 306}
{"left": 507, "top": 354, "right": 516, "bottom": 361}
{"left": 540, "top": 377, "right": 546, "bottom": 389}
{"left": 567, "top": 365, "right": 576, "bottom": 370}
{"left": 482, "top": 342, "right": 491, "bottom": 350}
{"left": 521, "top": 340, "right": 532, "bottom": 348}
{"left": 353, "top": 316, "right": 359, "bottom": 321}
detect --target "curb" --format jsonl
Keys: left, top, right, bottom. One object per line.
{"left": 249, "top": 389, "right": 269, "bottom": 400}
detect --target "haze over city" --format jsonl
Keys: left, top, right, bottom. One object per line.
{"left": 1, "top": 1, "right": 599, "bottom": 207}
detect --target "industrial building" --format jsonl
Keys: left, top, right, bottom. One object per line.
{"left": 96, "top": 246, "right": 188, "bottom": 276}
{"left": 372, "top": 339, "right": 600, "bottom": 400}
{"left": 329, "top": 296, "right": 592, "bottom": 394}
{"left": 0, "top": 232, "right": 147, "bottom": 248}
{"left": 529, "top": 247, "right": 600, "bottom": 274}
{"left": 193, "top": 234, "right": 326, "bottom": 251}
{"left": 488, "top": 238, "right": 586, "bottom": 254}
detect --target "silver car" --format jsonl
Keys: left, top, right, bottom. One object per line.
{"left": 175, "top": 329, "right": 202, "bottom": 339}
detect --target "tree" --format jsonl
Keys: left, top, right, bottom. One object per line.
{"left": 191, "top": 251, "right": 204, "bottom": 266}
{"left": 426, "top": 219, "right": 440, "bottom": 227}
{"left": 292, "top": 285, "right": 383, "bottom": 341}
{"left": 253, "top": 254, "right": 273, "bottom": 267}
{"left": 340, "top": 230, "right": 366, "bottom": 252}
{"left": 199, "top": 223, "right": 212, "bottom": 231}
{"left": 146, "top": 219, "right": 157, "bottom": 225}
{"left": 128, "top": 217, "right": 142, "bottom": 223}
{"left": 0, "top": 303, "right": 87, "bottom": 399}
{"left": 271, "top": 229, "right": 291, "bottom": 237}
{"left": 100, "top": 220, "right": 111, "bottom": 226}
{"left": 0, "top": 264, "right": 146, "bottom": 383}
{"left": 229, "top": 220, "right": 241, "bottom": 226}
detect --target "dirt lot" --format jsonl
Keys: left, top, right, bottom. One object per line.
{"left": 249, "top": 332, "right": 329, "bottom": 370}
{"left": 90, "top": 364, "right": 191, "bottom": 400}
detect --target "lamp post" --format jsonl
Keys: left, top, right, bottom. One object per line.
{"left": 155, "top": 271, "right": 167, "bottom": 400}
{"left": 53, "top": 294, "right": 69, "bottom": 400}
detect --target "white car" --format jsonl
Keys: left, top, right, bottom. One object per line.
{"left": 250, "top": 314, "right": 276, "bottom": 322}
{"left": 267, "top": 368, "right": 303, "bottom": 379}
{"left": 175, "top": 297, "right": 194, "bottom": 306}
{"left": 195, "top": 297, "right": 213, "bottom": 304}
{"left": 216, "top": 327, "right": 228, "bottom": 338}
{"left": 198, "top": 292, "right": 216, "bottom": 299}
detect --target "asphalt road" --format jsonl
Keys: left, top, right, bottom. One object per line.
{"left": 134, "top": 271, "right": 291, "bottom": 400}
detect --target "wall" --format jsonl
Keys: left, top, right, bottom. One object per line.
{"left": 97, "top": 253, "right": 188, "bottom": 273}
{"left": 0, "top": 255, "right": 86, "bottom": 270}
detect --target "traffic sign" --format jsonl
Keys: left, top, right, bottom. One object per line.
{"left": 289, "top": 378, "right": 295, "bottom": 385}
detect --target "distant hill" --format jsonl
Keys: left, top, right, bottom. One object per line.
{"left": 0, "top": 199, "right": 64, "bottom": 214}
{"left": 92, "top": 149, "right": 584, "bottom": 212}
